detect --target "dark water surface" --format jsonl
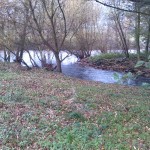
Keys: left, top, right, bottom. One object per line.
{"left": 62, "top": 63, "right": 150, "bottom": 86}
{"left": 62, "top": 63, "right": 121, "bottom": 84}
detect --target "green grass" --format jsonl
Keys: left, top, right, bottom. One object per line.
{"left": 0, "top": 62, "right": 150, "bottom": 149}
{"left": 90, "top": 51, "right": 150, "bottom": 64}
{"left": 38, "top": 122, "right": 102, "bottom": 149}
{"left": 90, "top": 53, "right": 125, "bottom": 62}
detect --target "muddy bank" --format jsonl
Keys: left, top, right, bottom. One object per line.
{"left": 78, "top": 57, "right": 150, "bottom": 78}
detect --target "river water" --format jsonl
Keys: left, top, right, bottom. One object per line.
{"left": 0, "top": 50, "right": 150, "bottom": 86}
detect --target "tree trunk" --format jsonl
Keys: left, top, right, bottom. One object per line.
{"left": 54, "top": 52, "right": 62, "bottom": 72}
{"left": 15, "top": 50, "right": 21, "bottom": 63}
{"left": 135, "top": 4, "right": 141, "bottom": 60}
{"left": 114, "top": 13, "right": 129, "bottom": 58}
{"left": 145, "top": 20, "right": 150, "bottom": 61}
{"left": 7, "top": 51, "right": 10, "bottom": 62}
{"left": 3, "top": 50, "right": 10, "bottom": 62}
{"left": 4, "top": 50, "right": 7, "bottom": 62}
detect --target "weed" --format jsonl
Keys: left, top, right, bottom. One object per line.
{"left": 67, "top": 111, "right": 86, "bottom": 121}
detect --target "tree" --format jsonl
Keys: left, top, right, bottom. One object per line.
{"left": 62, "top": 0, "right": 106, "bottom": 59}
{"left": 0, "top": 0, "right": 31, "bottom": 68}
{"left": 92, "top": 0, "right": 150, "bottom": 61}
{"left": 70, "top": 0, "right": 100, "bottom": 58}
{"left": 129, "top": 0, "right": 150, "bottom": 5}
{"left": 94, "top": 0, "right": 150, "bottom": 15}
{"left": 109, "top": 0, "right": 130, "bottom": 58}
{"left": 140, "top": 5, "right": 150, "bottom": 60}
{"left": 28, "top": 0, "right": 69, "bottom": 72}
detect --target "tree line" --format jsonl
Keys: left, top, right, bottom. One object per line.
{"left": 0, "top": 0, "right": 150, "bottom": 72}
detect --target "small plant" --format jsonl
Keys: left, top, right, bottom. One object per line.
{"left": 141, "top": 82, "right": 150, "bottom": 89}
{"left": 67, "top": 111, "right": 86, "bottom": 121}
{"left": 135, "top": 55, "right": 150, "bottom": 69}
{"left": 114, "top": 72, "right": 135, "bottom": 85}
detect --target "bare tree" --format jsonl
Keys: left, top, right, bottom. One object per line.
{"left": 109, "top": 0, "right": 130, "bottom": 58}
{"left": 0, "top": 0, "right": 31, "bottom": 68}
{"left": 28, "top": 0, "right": 68, "bottom": 72}
{"left": 68, "top": 0, "right": 101, "bottom": 58}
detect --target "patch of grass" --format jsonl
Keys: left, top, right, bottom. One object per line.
{"left": 0, "top": 62, "right": 150, "bottom": 149}
{"left": 0, "top": 71, "right": 18, "bottom": 80}
{"left": 67, "top": 111, "right": 86, "bottom": 121}
{"left": 97, "top": 99, "right": 150, "bottom": 150}
{"left": 0, "top": 87, "right": 30, "bottom": 103}
{"left": 90, "top": 53, "right": 125, "bottom": 62}
{"left": 90, "top": 52, "right": 150, "bottom": 63}
{"left": 38, "top": 122, "right": 102, "bottom": 150}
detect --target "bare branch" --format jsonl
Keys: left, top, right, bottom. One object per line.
{"left": 57, "top": 0, "right": 67, "bottom": 48}
{"left": 28, "top": 0, "right": 54, "bottom": 50}
{"left": 95, "top": 0, "right": 150, "bottom": 16}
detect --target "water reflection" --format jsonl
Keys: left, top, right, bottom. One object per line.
{"left": 22, "top": 50, "right": 78, "bottom": 66}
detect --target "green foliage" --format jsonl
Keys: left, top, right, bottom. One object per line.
{"left": 135, "top": 55, "right": 150, "bottom": 68}
{"left": 114, "top": 72, "right": 120, "bottom": 80}
{"left": 38, "top": 123, "right": 102, "bottom": 150}
{"left": 114, "top": 72, "right": 134, "bottom": 84}
{"left": 142, "top": 82, "right": 150, "bottom": 89}
{"left": 67, "top": 112, "right": 86, "bottom": 121}
{"left": 0, "top": 123, "right": 37, "bottom": 149}
{"left": 135, "top": 60, "right": 145, "bottom": 68}
{"left": 90, "top": 53, "right": 125, "bottom": 62}
{"left": 145, "top": 62, "right": 150, "bottom": 68}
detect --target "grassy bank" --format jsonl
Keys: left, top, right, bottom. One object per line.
{"left": 0, "top": 63, "right": 150, "bottom": 150}
{"left": 90, "top": 52, "right": 149, "bottom": 63}
{"left": 89, "top": 53, "right": 138, "bottom": 68}
{"left": 80, "top": 53, "right": 150, "bottom": 78}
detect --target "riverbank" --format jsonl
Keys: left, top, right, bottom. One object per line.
{"left": 78, "top": 53, "right": 150, "bottom": 78}
{"left": 0, "top": 62, "right": 150, "bottom": 149}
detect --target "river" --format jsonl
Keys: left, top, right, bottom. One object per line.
{"left": 0, "top": 50, "right": 150, "bottom": 86}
